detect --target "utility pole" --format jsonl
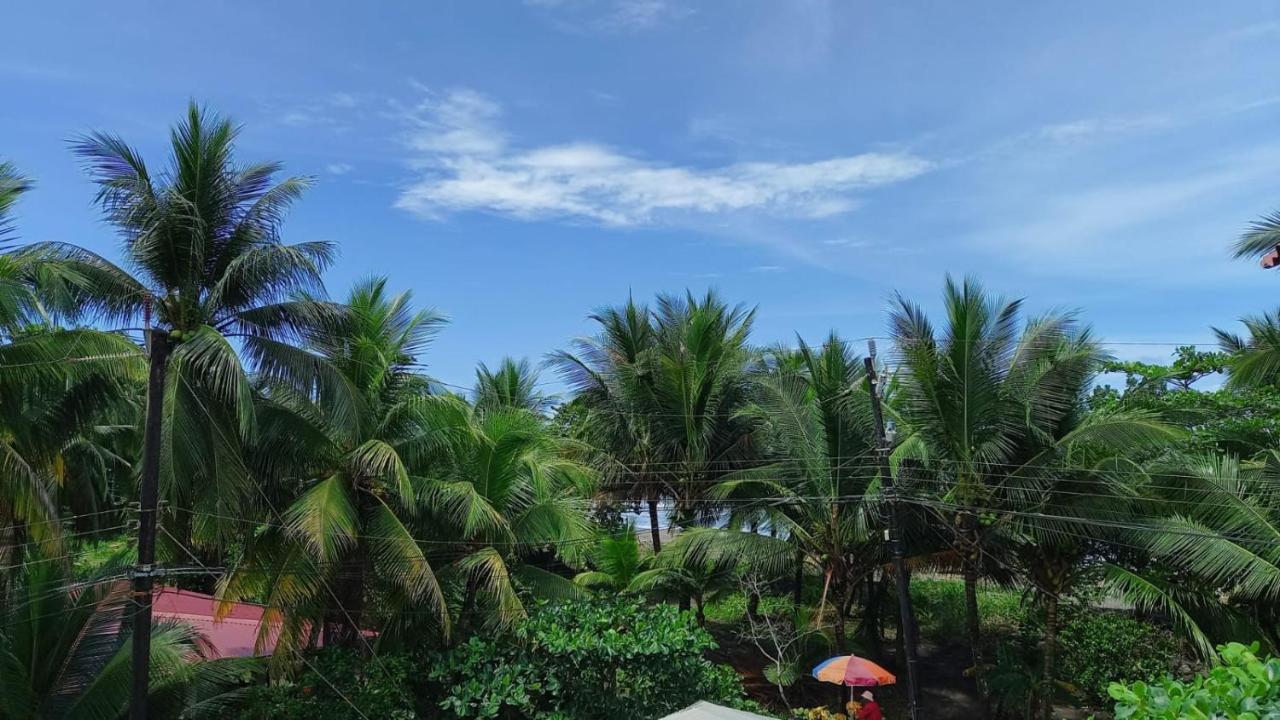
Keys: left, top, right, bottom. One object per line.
{"left": 865, "top": 341, "right": 923, "bottom": 720}
{"left": 130, "top": 328, "right": 170, "bottom": 720}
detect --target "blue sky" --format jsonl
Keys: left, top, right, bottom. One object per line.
{"left": 5, "top": 1, "right": 1280, "bottom": 392}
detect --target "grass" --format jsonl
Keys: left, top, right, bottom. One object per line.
{"left": 703, "top": 592, "right": 796, "bottom": 624}
{"left": 910, "top": 576, "right": 1029, "bottom": 638}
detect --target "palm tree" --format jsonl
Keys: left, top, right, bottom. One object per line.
{"left": 1233, "top": 209, "right": 1280, "bottom": 264}
{"left": 0, "top": 162, "right": 31, "bottom": 247}
{"left": 889, "top": 276, "right": 1121, "bottom": 712}
{"left": 19, "top": 103, "right": 336, "bottom": 554}
{"left": 0, "top": 163, "right": 142, "bottom": 575}
{"left": 474, "top": 357, "right": 553, "bottom": 414}
{"left": 552, "top": 291, "right": 760, "bottom": 549}
{"left": 15, "top": 106, "right": 333, "bottom": 714}
{"left": 630, "top": 547, "right": 739, "bottom": 626}
{"left": 666, "top": 334, "right": 886, "bottom": 650}
{"left": 1105, "top": 453, "right": 1280, "bottom": 660}
{"left": 573, "top": 523, "right": 648, "bottom": 593}
{"left": 1214, "top": 309, "right": 1280, "bottom": 388}
{"left": 219, "top": 278, "right": 450, "bottom": 653}
{"left": 0, "top": 554, "right": 260, "bottom": 719}
{"left": 417, "top": 394, "right": 596, "bottom": 632}
{"left": 645, "top": 291, "right": 760, "bottom": 525}
{"left": 990, "top": 361, "right": 1179, "bottom": 719}
{"left": 551, "top": 298, "right": 667, "bottom": 549}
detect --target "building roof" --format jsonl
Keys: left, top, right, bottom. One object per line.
{"left": 661, "top": 702, "right": 778, "bottom": 720}
{"left": 152, "top": 587, "right": 278, "bottom": 658}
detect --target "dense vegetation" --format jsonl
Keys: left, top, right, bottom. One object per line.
{"left": 3, "top": 105, "right": 1280, "bottom": 719}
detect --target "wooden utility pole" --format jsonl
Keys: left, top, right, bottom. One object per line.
{"left": 865, "top": 342, "right": 924, "bottom": 720}
{"left": 130, "top": 328, "right": 170, "bottom": 720}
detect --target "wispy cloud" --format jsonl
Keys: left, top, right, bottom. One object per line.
{"left": 326, "top": 163, "right": 354, "bottom": 175}
{"left": 966, "top": 142, "right": 1280, "bottom": 279}
{"left": 271, "top": 92, "right": 367, "bottom": 129}
{"left": 525, "top": 0, "right": 691, "bottom": 34}
{"left": 394, "top": 89, "right": 932, "bottom": 227}
{"left": 1035, "top": 114, "right": 1171, "bottom": 144}
{"left": 751, "top": 265, "right": 786, "bottom": 273}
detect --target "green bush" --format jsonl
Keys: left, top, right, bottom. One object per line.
{"left": 1108, "top": 642, "right": 1280, "bottom": 719}
{"left": 1058, "top": 611, "right": 1178, "bottom": 707}
{"left": 910, "top": 578, "right": 1028, "bottom": 638}
{"left": 425, "top": 598, "right": 749, "bottom": 719}
{"left": 702, "top": 592, "right": 794, "bottom": 624}
{"left": 243, "top": 649, "right": 418, "bottom": 719}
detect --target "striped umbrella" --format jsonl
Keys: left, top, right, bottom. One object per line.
{"left": 812, "top": 655, "right": 897, "bottom": 687}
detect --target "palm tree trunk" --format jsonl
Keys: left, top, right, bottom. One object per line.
{"left": 130, "top": 330, "right": 171, "bottom": 720}
{"left": 1041, "top": 593, "right": 1059, "bottom": 720}
{"left": 325, "top": 546, "right": 367, "bottom": 649}
{"left": 793, "top": 547, "right": 805, "bottom": 606}
{"left": 695, "top": 593, "right": 706, "bottom": 626}
{"left": 833, "top": 581, "right": 851, "bottom": 654}
{"left": 863, "top": 578, "right": 885, "bottom": 661}
{"left": 964, "top": 563, "right": 989, "bottom": 718}
{"left": 647, "top": 497, "right": 662, "bottom": 553}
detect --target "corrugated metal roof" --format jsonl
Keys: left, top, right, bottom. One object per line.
{"left": 153, "top": 587, "right": 278, "bottom": 658}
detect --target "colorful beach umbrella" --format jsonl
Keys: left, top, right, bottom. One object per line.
{"left": 811, "top": 655, "right": 897, "bottom": 687}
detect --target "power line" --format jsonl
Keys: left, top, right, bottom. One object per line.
{"left": 157, "top": 525, "right": 373, "bottom": 720}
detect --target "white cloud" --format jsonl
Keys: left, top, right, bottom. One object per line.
{"left": 326, "top": 163, "right": 354, "bottom": 175}
{"left": 751, "top": 265, "right": 786, "bottom": 272}
{"left": 394, "top": 89, "right": 932, "bottom": 226}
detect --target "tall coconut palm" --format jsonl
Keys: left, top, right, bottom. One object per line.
{"left": 552, "top": 291, "right": 759, "bottom": 549}
{"left": 667, "top": 334, "right": 888, "bottom": 651}
{"left": 551, "top": 298, "right": 667, "bottom": 548}
{"left": 19, "top": 103, "right": 337, "bottom": 552}
{"left": 889, "top": 276, "right": 1114, "bottom": 713}
{"left": 646, "top": 291, "right": 760, "bottom": 525}
{"left": 981, "top": 341, "right": 1179, "bottom": 719}
{"left": 219, "top": 278, "right": 450, "bottom": 654}
{"left": 0, "top": 554, "right": 260, "bottom": 719}
{"left": 16, "top": 105, "right": 333, "bottom": 713}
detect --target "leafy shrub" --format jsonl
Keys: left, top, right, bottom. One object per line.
{"left": 425, "top": 598, "right": 749, "bottom": 719}
{"left": 243, "top": 649, "right": 418, "bottom": 720}
{"left": 1058, "top": 611, "right": 1178, "bottom": 707}
{"left": 910, "top": 578, "right": 1028, "bottom": 638}
{"left": 1108, "top": 642, "right": 1280, "bottom": 719}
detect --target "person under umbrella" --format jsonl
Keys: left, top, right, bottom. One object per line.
{"left": 855, "top": 691, "right": 883, "bottom": 720}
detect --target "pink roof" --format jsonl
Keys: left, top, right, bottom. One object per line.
{"left": 153, "top": 587, "right": 281, "bottom": 658}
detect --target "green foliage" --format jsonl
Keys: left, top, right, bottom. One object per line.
{"left": 1058, "top": 612, "right": 1179, "bottom": 707}
{"left": 1108, "top": 642, "right": 1280, "bottom": 719}
{"left": 702, "top": 592, "right": 795, "bottom": 625}
{"left": 243, "top": 649, "right": 418, "bottom": 720}
{"left": 70, "top": 535, "right": 132, "bottom": 577}
{"left": 424, "top": 598, "right": 748, "bottom": 719}
{"left": 910, "top": 578, "right": 1028, "bottom": 638}
{"left": 1094, "top": 346, "right": 1280, "bottom": 456}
